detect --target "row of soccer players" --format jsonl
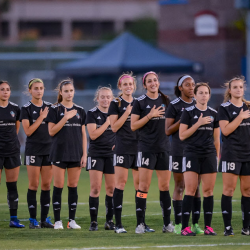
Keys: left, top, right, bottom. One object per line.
{"left": 0, "top": 72, "right": 249, "bottom": 236}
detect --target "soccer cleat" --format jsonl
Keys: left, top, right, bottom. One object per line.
{"left": 54, "top": 220, "right": 64, "bottom": 230}
{"left": 67, "top": 220, "right": 81, "bottom": 229}
{"left": 162, "top": 222, "right": 174, "bottom": 233}
{"left": 40, "top": 217, "right": 54, "bottom": 228}
{"left": 191, "top": 223, "right": 204, "bottom": 234}
{"left": 144, "top": 224, "right": 155, "bottom": 232}
{"left": 104, "top": 220, "right": 115, "bottom": 230}
{"left": 29, "top": 218, "right": 41, "bottom": 229}
{"left": 9, "top": 217, "right": 25, "bottom": 228}
{"left": 204, "top": 226, "right": 217, "bottom": 235}
{"left": 114, "top": 225, "right": 127, "bottom": 233}
{"left": 224, "top": 226, "right": 234, "bottom": 236}
{"left": 181, "top": 226, "right": 196, "bottom": 236}
{"left": 174, "top": 223, "right": 182, "bottom": 234}
{"left": 241, "top": 228, "right": 250, "bottom": 236}
{"left": 135, "top": 223, "right": 145, "bottom": 234}
{"left": 89, "top": 221, "right": 98, "bottom": 231}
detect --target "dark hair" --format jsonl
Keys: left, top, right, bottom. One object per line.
{"left": 194, "top": 82, "right": 211, "bottom": 95}
{"left": 143, "top": 73, "right": 170, "bottom": 106}
{"left": 55, "top": 78, "right": 74, "bottom": 104}
{"left": 174, "top": 75, "right": 186, "bottom": 97}
{"left": 0, "top": 80, "right": 11, "bottom": 89}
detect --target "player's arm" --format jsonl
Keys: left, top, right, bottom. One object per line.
{"left": 87, "top": 117, "right": 110, "bottom": 140}
{"left": 219, "top": 109, "right": 250, "bottom": 136}
{"left": 213, "top": 127, "right": 220, "bottom": 159}
{"left": 48, "top": 108, "right": 77, "bottom": 136}
{"left": 16, "top": 121, "right": 20, "bottom": 134}
{"left": 165, "top": 118, "right": 180, "bottom": 136}
{"left": 80, "top": 125, "right": 87, "bottom": 168}
{"left": 22, "top": 107, "right": 49, "bottom": 137}
{"left": 179, "top": 113, "right": 211, "bottom": 141}
{"left": 110, "top": 104, "right": 132, "bottom": 132}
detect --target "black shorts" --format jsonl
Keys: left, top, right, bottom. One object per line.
{"left": 182, "top": 155, "right": 217, "bottom": 174}
{"left": 169, "top": 156, "right": 183, "bottom": 173}
{"left": 137, "top": 151, "right": 170, "bottom": 170}
{"left": 24, "top": 155, "right": 51, "bottom": 167}
{"left": 113, "top": 154, "right": 138, "bottom": 170}
{"left": 52, "top": 161, "right": 80, "bottom": 169}
{"left": 219, "top": 161, "right": 250, "bottom": 176}
{"left": 87, "top": 156, "right": 114, "bottom": 174}
{"left": 0, "top": 154, "right": 21, "bottom": 170}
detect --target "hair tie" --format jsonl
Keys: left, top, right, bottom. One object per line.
{"left": 28, "top": 78, "right": 43, "bottom": 88}
{"left": 142, "top": 71, "right": 158, "bottom": 83}
{"left": 177, "top": 75, "right": 194, "bottom": 87}
{"left": 119, "top": 75, "right": 134, "bottom": 84}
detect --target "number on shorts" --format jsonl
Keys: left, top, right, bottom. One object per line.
{"left": 30, "top": 156, "right": 35, "bottom": 164}
{"left": 186, "top": 161, "right": 191, "bottom": 168}
{"left": 173, "top": 162, "right": 179, "bottom": 170}
{"left": 227, "top": 162, "right": 235, "bottom": 171}
{"left": 117, "top": 156, "right": 124, "bottom": 164}
{"left": 92, "top": 160, "right": 96, "bottom": 167}
{"left": 142, "top": 158, "right": 149, "bottom": 166}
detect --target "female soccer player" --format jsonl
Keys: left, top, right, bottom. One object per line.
{"left": 86, "top": 87, "right": 115, "bottom": 231}
{"left": 218, "top": 76, "right": 250, "bottom": 236}
{"left": 20, "top": 78, "right": 53, "bottom": 229}
{"left": 179, "top": 82, "right": 220, "bottom": 236}
{"left": 109, "top": 73, "right": 154, "bottom": 233}
{"left": 166, "top": 75, "right": 203, "bottom": 235}
{"left": 131, "top": 71, "right": 173, "bottom": 234}
{"left": 46, "top": 79, "right": 87, "bottom": 230}
{"left": 0, "top": 80, "right": 24, "bottom": 228}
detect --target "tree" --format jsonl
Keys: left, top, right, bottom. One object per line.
{"left": 0, "top": 0, "right": 10, "bottom": 40}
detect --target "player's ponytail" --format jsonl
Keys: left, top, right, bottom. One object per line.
{"left": 116, "top": 72, "right": 137, "bottom": 107}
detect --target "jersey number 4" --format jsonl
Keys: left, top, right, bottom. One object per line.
{"left": 186, "top": 161, "right": 191, "bottom": 168}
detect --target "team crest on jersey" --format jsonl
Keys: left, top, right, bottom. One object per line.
{"left": 210, "top": 116, "right": 214, "bottom": 122}
{"left": 76, "top": 113, "right": 80, "bottom": 119}
{"left": 161, "top": 104, "right": 165, "bottom": 108}
{"left": 10, "top": 111, "right": 15, "bottom": 117}
{"left": 181, "top": 108, "right": 184, "bottom": 111}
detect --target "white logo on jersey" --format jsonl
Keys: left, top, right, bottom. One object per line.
{"left": 123, "top": 107, "right": 126, "bottom": 110}
{"left": 33, "top": 111, "right": 37, "bottom": 114}
{"left": 194, "top": 115, "right": 198, "bottom": 119}
{"left": 232, "top": 111, "right": 237, "bottom": 115}
{"left": 60, "top": 113, "right": 64, "bottom": 116}
{"left": 97, "top": 116, "right": 101, "bottom": 119}
{"left": 146, "top": 105, "right": 151, "bottom": 108}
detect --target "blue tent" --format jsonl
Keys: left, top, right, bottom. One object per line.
{"left": 57, "top": 32, "right": 201, "bottom": 76}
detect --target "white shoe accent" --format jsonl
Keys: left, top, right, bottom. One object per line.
{"left": 68, "top": 220, "right": 81, "bottom": 229}
{"left": 115, "top": 227, "right": 127, "bottom": 233}
{"left": 135, "top": 223, "right": 145, "bottom": 234}
{"left": 54, "top": 220, "right": 63, "bottom": 230}
{"left": 163, "top": 222, "right": 174, "bottom": 233}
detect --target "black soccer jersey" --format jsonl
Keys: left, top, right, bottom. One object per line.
{"left": 45, "top": 103, "right": 86, "bottom": 162}
{"left": 180, "top": 105, "right": 219, "bottom": 157}
{"left": 131, "top": 94, "right": 170, "bottom": 153}
{"left": 0, "top": 102, "right": 20, "bottom": 157}
{"left": 166, "top": 97, "right": 195, "bottom": 157}
{"left": 20, "top": 101, "right": 52, "bottom": 156}
{"left": 218, "top": 101, "right": 250, "bottom": 162}
{"left": 86, "top": 107, "right": 115, "bottom": 157}
{"left": 108, "top": 97, "right": 138, "bottom": 154}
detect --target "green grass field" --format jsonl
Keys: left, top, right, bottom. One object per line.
{"left": 0, "top": 166, "right": 249, "bottom": 250}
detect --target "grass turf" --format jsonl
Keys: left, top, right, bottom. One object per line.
{"left": 0, "top": 166, "right": 249, "bottom": 250}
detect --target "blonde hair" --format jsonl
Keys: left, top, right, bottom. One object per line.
{"left": 116, "top": 72, "right": 137, "bottom": 107}
{"left": 94, "top": 86, "right": 114, "bottom": 104}
{"left": 223, "top": 76, "right": 250, "bottom": 107}
{"left": 55, "top": 78, "right": 74, "bottom": 104}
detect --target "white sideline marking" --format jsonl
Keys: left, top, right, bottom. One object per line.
{"left": 40, "top": 243, "right": 250, "bottom": 250}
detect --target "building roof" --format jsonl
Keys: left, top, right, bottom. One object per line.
{"left": 57, "top": 32, "right": 201, "bottom": 76}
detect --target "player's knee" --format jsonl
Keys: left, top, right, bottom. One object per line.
{"left": 224, "top": 187, "right": 235, "bottom": 196}
{"left": 241, "top": 187, "right": 250, "bottom": 197}
{"left": 116, "top": 181, "right": 126, "bottom": 190}
{"left": 91, "top": 187, "right": 101, "bottom": 196}
{"left": 175, "top": 181, "right": 185, "bottom": 194}
{"left": 29, "top": 182, "right": 39, "bottom": 191}
{"left": 139, "top": 183, "right": 150, "bottom": 192}
{"left": 41, "top": 182, "right": 50, "bottom": 191}
{"left": 203, "top": 189, "right": 213, "bottom": 197}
